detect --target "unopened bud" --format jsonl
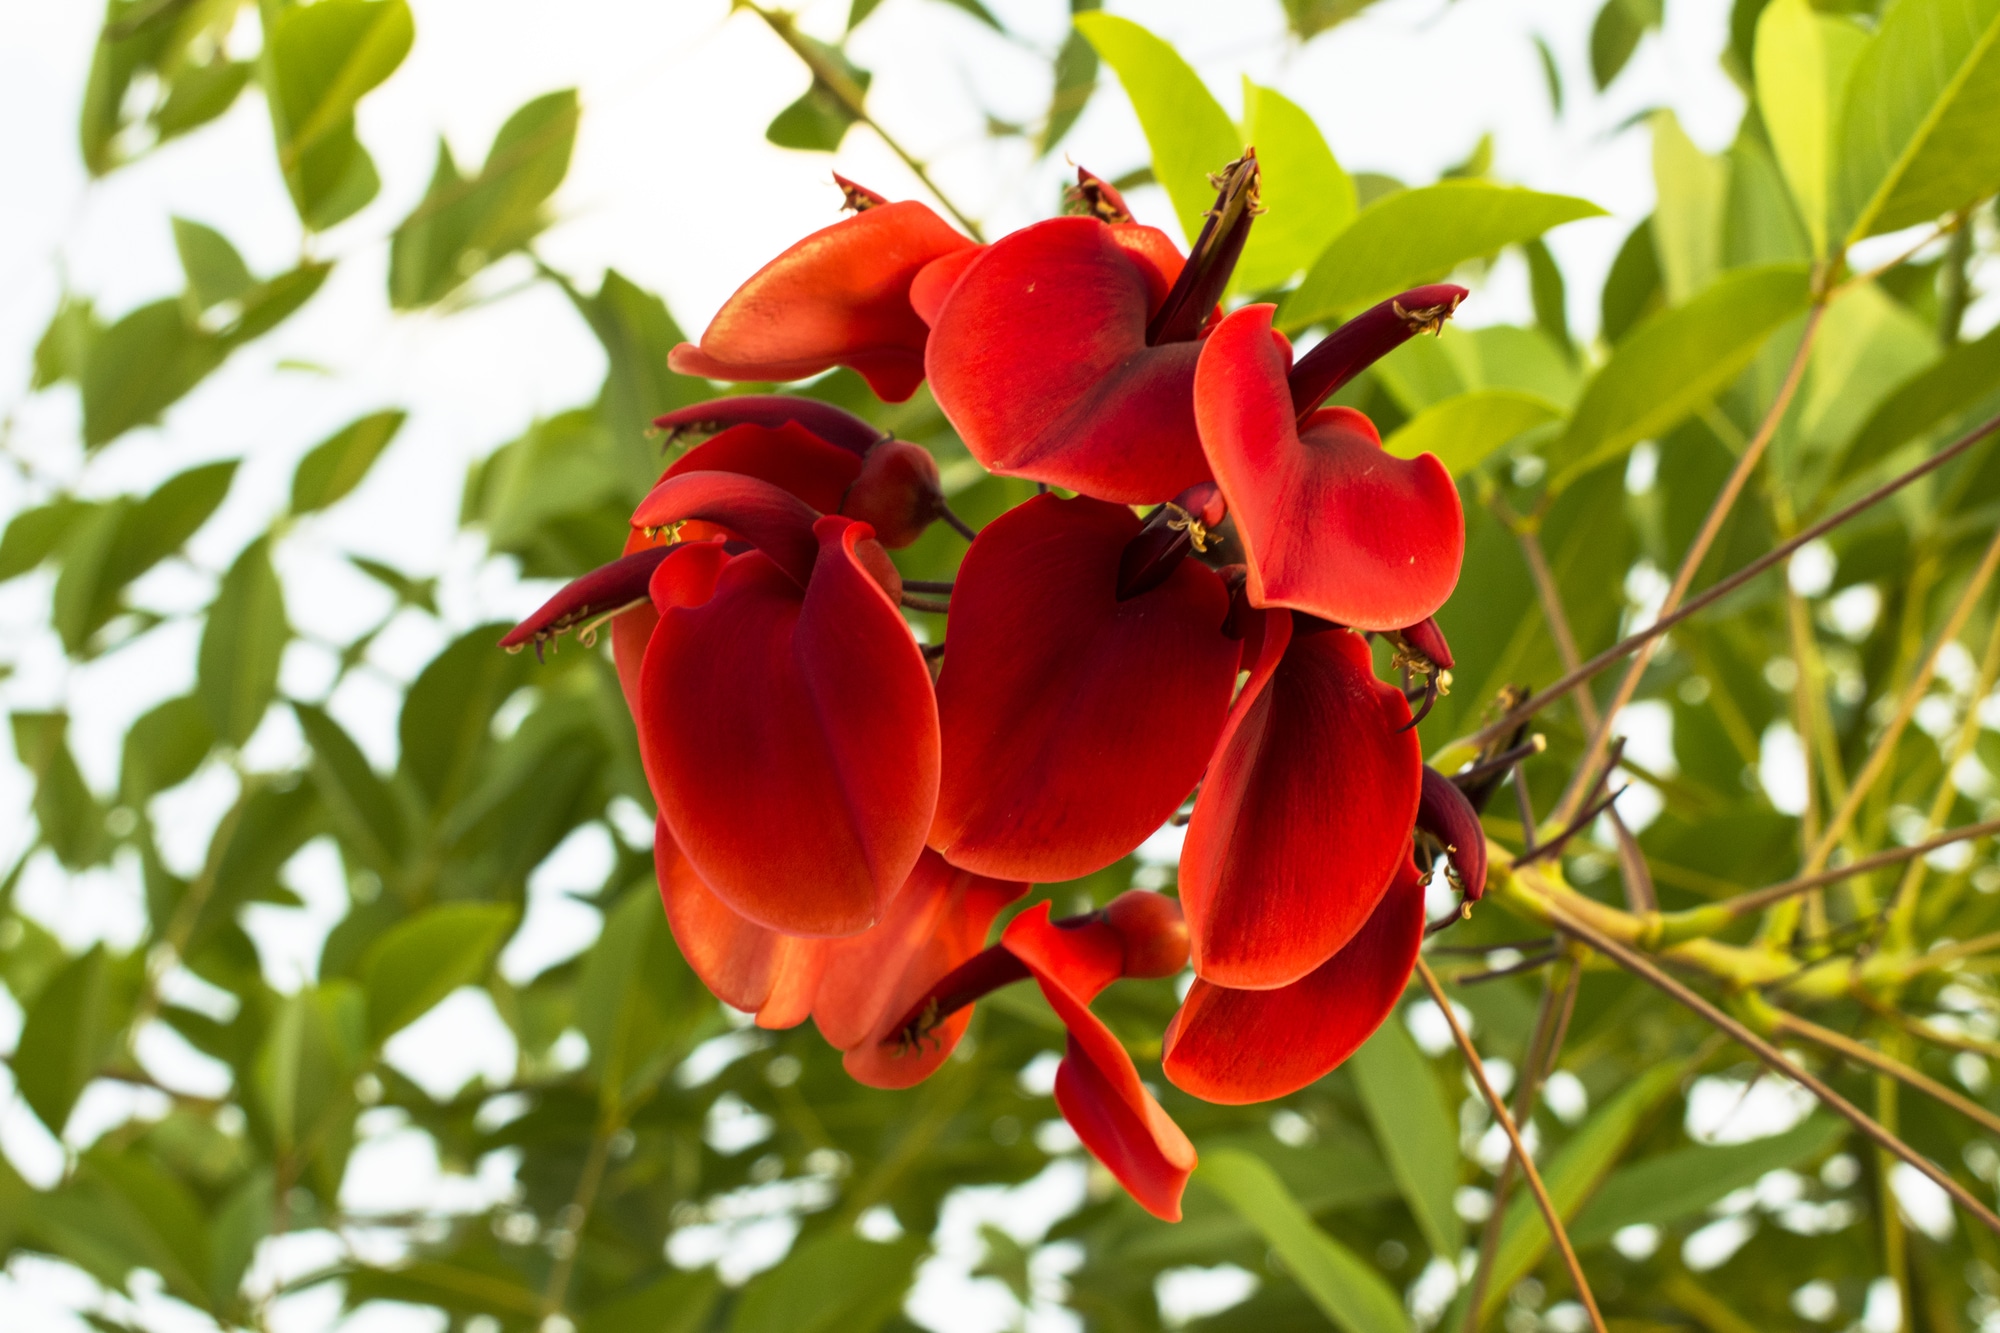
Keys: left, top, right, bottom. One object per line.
{"left": 1104, "top": 890, "right": 1190, "bottom": 979}
{"left": 842, "top": 440, "right": 945, "bottom": 549}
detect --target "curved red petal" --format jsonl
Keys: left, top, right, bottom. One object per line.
{"left": 630, "top": 471, "right": 824, "bottom": 587}
{"left": 1179, "top": 615, "right": 1422, "bottom": 989}
{"left": 1163, "top": 849, "right": 1425, "bottom": 1105}
{"left": 925, "top": 218, "right": 1211, "bottom": 503}
{"left": 1004, "top": 905, "right": 1197, "bottom": 1222}
{"left": 930, "top": 495, "right": 1239, "bottom": 881}
{"left": 669, "top": 201, "right": 974, "bottom": 402}
{"left": 499, "top": 545, "right": 671, "bottom": 651}
{"left": 653, "top": 396, "right": 886, "bottom": 455}
{"left": 611, "top": 533, "right": 722, "bottom": 726}
{"left": 1194, "top": 304, "right": 1465, "bottom": 630}
{"left": 655, "top": 818, "right": 825, "bottom": 1028}
{"left": 1418, "top": 766, "right": 1488, "bottom": 902}
{"left": 909, "top": 246, "right": 987, "bottom": 326}
{"left": 638, "top": 518, "right": 940, "bottom": 937}
{"left": 836, "top": 852, "right": 1029, "bottom": 1089}
{"left": 663, "top": 422, "right": 863, "bottom": 517}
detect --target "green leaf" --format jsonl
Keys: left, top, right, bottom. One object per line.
{"left": 33, "top": 296, "right": 102, "bottom": 390}
{"left": 0, "top": 498, "right": 93, "bottom": 582}
{"left": 562, "top": 268, "right": 702, "bottom": 470}
{"left": 266, "top": 0, "right": 414, "bottom": 229}
{"left": 1075, "top": 13, "right": 1242, "bottom": 246}
{"left": 1839, "top": 318, "right": 2000, "bottom": 480}
{"left": 1279, "top": 181, "right": 1605, "bottom": 331}
{"left": 121, "top": 696, "right": 214, "bottom": 805}
{"left": 1523, "top": 238, "right": 1572, "bottom": 355}
{"left": 389, "top": 90, "right": 580, "bottom": 307}
{"left": 1198, "top": 1149, "right": 1412, "bottom": 1333}
{"left": 582, "top": 1269, "right": 723, "bottom": 1333}
{"left": 1570, "top": 1115, "right": 1846, "bottom": 1247}
{"left": 1794, "top": 279, "right": 1936, "bottom": 462}
{"left": 290, "top": 410, "right": 406, "bottom": 514}
{"left": 576, "top": 886, "right": 711, "bottom": 1110}
{"left": 766, "top": 36, "right": 872, "bottom": 152}
{"left": 1755, "top": 0, "right": 1868, "bottom": 254}
{"left": 198, "top": 537, "right": 289, "bottom": 748}
{"left": 1651, "top": 110, "right": 1727, "bottom": 303}
{"left": 1349, "top": 1015, "right": 1462, "bottom": 1259}
{"left": 78, "top": 1148, "right": 214, "bottom": 1308}
{"left": 293, "top": 702, "right": 406, "bottom": 871}
{"left": 53, "top": 460, "right": 237, "bottom": 653}
{"left": 397, "top": 624, "right": 533, "bottom": 812}
{"left": 13, "top": 945, "right": 138, "bottom": 1135}
{"left": 1386, "top": 390, "right": 1562, "bottom": 480}
{"left": 359, "top": 902, "right": 518, "bottom": 1043}
{"left": 11, "top": 713, "right": 109, "bottom": 870}
{"left": 730, "top": 1233, "right": 923, "bottom": 1333}
{"left": 1237, "top": 80, "right": 1354, "bottom": 292}
{"left": 1039, "top": 8, "right": 1102, "bottom": 156}
{"left": 252, "top": 981, "right": 365, "bottom": 1156}
{"left": 345, "top": 1255, "right": 547, "bottom": 1319}
{"left": 184, "top": 780, "right": 324, "bottom": 957}
{"left": 80, "top": 299, "right": 225, "bottom": 447}
{"left": 1279, "top": 0, "right": 1383, "bottom": 42}
{"left": 1832, "top": 0, "right": 2000, "bottom": 242}
{"left": 172, "top": 218, "right": 254, "bottom": 312}
{"left": 1548, "top": 262, "right": 1812, "bottom": 490}
{"left": 154, "top": 56, "right": 254, "bottom": 142}
{"left": 1466, "top": 1061, "right": 1684, "bottom": 1328}
{"left": 1591, "top": 0, "right": 1662, "bottom": 90}
{"left": 1600, "top": 215, "right": 1664, "bottom": 344}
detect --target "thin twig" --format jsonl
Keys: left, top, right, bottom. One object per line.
{"left": 1416, "top": 957, "right": 1606, "bottom": 1333}
{"left": 901, "top": 592, "right": 952, "bottom": 614}
{"left": 1455, "top": 950, "right": 1563, "bottom": 985}
{"left": 1804, "top": 524, "right": 2000, "bottom": 874}
{"left": 1771, "top": 1010, "right": 2000, "bottom": 1141}
{"left": 1453, "top": 407, "right": 2000, "bottom": 754}
{"left": 1449, "top": 736, "right": 1548, "bottom": 790}
{"left": 936, "top": 501, "right": 979, "bottom": 541}
{"left": 1705, "top": 817, "right": 2000, "bottom": 918}
{"left": 1557, "top": 304, "right": 1826, "bottom": 824}
{"left": 1549, "top": 910, "right": 2000, "bottom": 1236}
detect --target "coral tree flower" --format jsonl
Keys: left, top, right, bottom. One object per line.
{"left": 667, "top": 185, "right": 974, "bottom": 402}
{"left": 1193, "top": 287, "right": 1468, "bottom": 630}
{"left": 879, "top": 891, "right": 1199, "bottom": 1220}
{"left": 921, "top": 158, "right": 1259, "bottom": 503}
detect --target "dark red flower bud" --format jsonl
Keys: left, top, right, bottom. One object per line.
{"left": 1104, "top": 890, "right": 1190, "bottom": 979}
{"left": 1390, "top": 615, "right": 1454, "bottom": 672}
{"left": 1067, "top": 167, "right": 1134, "bottom": 224}
{"left": 653, "top": 396, "right": 888, "bottom": 455}
{"left": 1146, "top": 150, "right": 1259, "bottom": 347}
{"left": 499, "top": 545, "right": 673, "bottom": 653}
{"left": 841, "top": 438, "right": 944, "bottom": 549}
{"left": 1285, "top": 283, "right": 1467, "bottom": 421}
{"left": 1116, "top": 482, "right": 1227, "bottom": 600}
{"left": 1417, "top": 765, "right": 1487, "bottom": 903}
{"left": 833, "top": 172, "right": 890, "bottom": 211}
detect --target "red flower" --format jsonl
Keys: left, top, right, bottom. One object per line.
{"left": 1192, "top": 292, "right": 1467, "bottom": 631}
{"left": 1178, "top": 607, "right": 1422, "bottom": 989}
{"left": 876, "top": 891, "right": 1199, "bottom": 1220}
{"left": 929, "top": 493, "right": 1240, "bottom": 881}
{"left": 668, "top": 194, "right": 974, "bottom": 402}
{"left": 1163, "top": 847, "right": 1425, "bottom": 1103}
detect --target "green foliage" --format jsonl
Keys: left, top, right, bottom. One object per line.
{"left": 1348, "top": 1019, "right": 1461, "bottom": 1259}
{"left": 264, "top": 0, "right": 415, "bottom": 229}
{"left": 290, "top": 411, "right": 406, "bottom": 515}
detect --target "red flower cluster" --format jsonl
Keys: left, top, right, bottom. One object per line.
{"left": 503, "top": 160, "right": 1489, "bottom": 1221}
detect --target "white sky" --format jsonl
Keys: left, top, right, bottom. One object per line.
{"left": 0, "top": 0, "right": 1755, "bottom": 1328}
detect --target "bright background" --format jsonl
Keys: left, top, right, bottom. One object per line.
{"left": 0, "top": 1, "right": 1801, "bottom": 1328}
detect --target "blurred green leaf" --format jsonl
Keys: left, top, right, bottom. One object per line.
{"left": 1237, "top": 80, "right": 1354, "bottom": 292}
{"left": 1386, "top": 389, "right": 1564, "bottom": 477}
{"left": 266, "top": 0, "right": 414, "bottom": 229}
{"left": 766, "top": 35, "right": 872, "bottom": 152}
{"left": 121, "top": 695, "right": 214, "bottom": 806}
{"left": 54, "top": 460, "right": 237, "bottom": 653}
{"left": 13, "top": 945, "right": 137, "bottom": 1135}
{"left": 198, "top": 536, "right": 289, "bottom": 748}
{"left": 582, "top": 1268, "right": 723, "bottom": 1333}
{"left": 1832, "top": 0, "right": 2000, "bottom": 242}
{"left": 345, "top": 1254, "right": 547, "bottom": 1319}
{"left": 576, "top": 885, "right": 712, "bottom": 1110}
{"left": 1523, "top": 237, "right": 1571, "bottom": 355}
{"left": 1280, "top": 182, "right": 1604, "bottom": 331}
{"left": 360, "top": 902, "right": 518, "bottom": 1042}
{"left": 1601, "top": 215, "right": 1665, "bottom": 344}
{"left": 33, "top": 296, "right": 102, "bottom": 389}
{"left": 1076, "top": 13, "right": 1242, "bottom": 246}
{"left": 1039, "top": 3, "right": 1102, "bottom": 155}
{"left": 294, "top": 702, "right": 407, "bottom": 871}
{"left": 1548, "top": 262, "right": 1812, "bottom": 489}
{"left": 78, "top": 1148, "right": 216, "bottom": 1309}
{"left": 253, "top": 981, "right": 365, "bottom": 1156}
{"left": 0, "top": 498, "right": 94, "bottom": 582}
{"left": 1591, "top": 0, "right": 1662, "bottom": 90}
{"left": 1570, "top": 1115, "right": 1846, "bottom": 1246}
{"left": 731, "top": 1232, "right": 923, "bottom": 1333}
{"left": 11, "top": 712, "right": 109, "bottom": 869}
{"left": 1651, "top": 110, "right": 1727, "bottom": 303}
{"left": 1199, "top": 1148, "right": 1412, "bottom": 1333}
{"left": 1754, "top": 0, "right": 1867, "bottom": 255}
{"left": 1349, "top": 1015, "right": 1463, "bottom": 1259}
{"left": 397, "top": 624, "right": 533, "bottom": 813}
{"left": 173, "top": 217, "right": 254, "bottom": 312}
{"left": 79, "top": 299, "right": 226, "bottom": 447}
{"left": 1280, "top": 0, "right": 1383, "bottom": 41}
{"left": 563, "top": 268, "right": 705, "bottom": 472}
{"left": 290, "top": 410, "right": 406, "bottom": 514}
{"left": 1840, "top": 318, "right": 2000, "bottom": 480}
{"left": 389, "top": 90, "right": 580, "bottom": 308}
{"left": 154, "top": 56, "right": 254, "bottom": 142}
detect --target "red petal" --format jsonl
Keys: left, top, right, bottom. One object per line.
{"left": 612, "top": 534, "right": 724, "bottom": 728}
{"left": 653, "top": 396, "right": 886, "bottom": 455}
{"left": 925, "top": 218, "right": 1211, "bottom": 503}
{"left": 836, "top": 852, "right": 1028, "bottom": 1089}
{"left": 1004, "top": 904, "right": 1197, "bottom": 1222}
{"left": 1179, "top": 614, "right": 1422, "bottom": 988}
{"left": 637, "top": 518, "right": 940, "bottom": 936}
{"left": 499, "top": 546, "right": 671, "bottom": 651}
{"left": 1418, "top": 766, "right": 1488, "bottom": 903}
{"left": 930, "top": 495, "right": 1239, "bottom": 881}
{"left": 668, "top": 201, "right": 974, "bottom": 402}
{"left": 630, "top": 471, "right": 824, "bottom": 587}
{"left": 1194, "top": 305, "right": 1465, "bottom": 630}
{"left": 1162, "top": 848, "right": 1425, "bottom": 1104}
{"left": 840, "top": 440, "right": 944, "bottom": 549}
{"left": 910, "top": 246, "right": 987, "bottom": 326}
{"left": 655, "top": 818, "right": 825, "bottom": 1028}
{"left": 663, "top": 422, "right": 863, "bottom": 517}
